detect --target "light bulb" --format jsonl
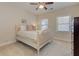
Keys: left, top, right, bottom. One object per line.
{"left": 39, "top": 5, "right": 44, "bottom": 9}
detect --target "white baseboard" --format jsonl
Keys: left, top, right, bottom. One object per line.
{"left": 54, "top": 37, "right": 73, "bottom": 43}
{"left": 0, "top": 40, "right": 16, "bottom": 47}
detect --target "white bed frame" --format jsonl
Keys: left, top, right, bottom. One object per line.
{"left": 16, "top": 33, "right": 51, "bottom": 55}
{"left": 15, "top": 25, "right": 51, "bottom": 55}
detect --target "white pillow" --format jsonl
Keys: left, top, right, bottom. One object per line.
{"left": 20, "top": 25, "right": 26, "bottom": 31}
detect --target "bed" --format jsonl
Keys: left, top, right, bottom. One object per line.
{"left": 16, "top": 30, "right": 52, "bottom": 55}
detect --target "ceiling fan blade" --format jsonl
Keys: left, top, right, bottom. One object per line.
{"left": 45, "top": 2, "right": 54, "bottom": 4}
{"left": 44, "top": 7, "right": 47, "bottom": 10}
{"left": 30, "top": 3, "right": 38, "bottom": 5}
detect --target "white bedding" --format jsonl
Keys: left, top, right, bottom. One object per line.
{"left": 16, "top": 30, "right": 52, "bottom": 45}
{"left": 17, "top": 31, "right": 38, "bottom": 40}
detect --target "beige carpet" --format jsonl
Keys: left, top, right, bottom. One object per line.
{"left": 0, "top": 40, "right": 73, "bottom": 56}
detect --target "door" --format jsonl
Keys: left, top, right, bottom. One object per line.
{"left": 74, "top": 17, "right": 79, "bottom": 56}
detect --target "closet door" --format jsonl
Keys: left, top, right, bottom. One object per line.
{"left": 74, "top": 17, "right": 79, "bottom": 56}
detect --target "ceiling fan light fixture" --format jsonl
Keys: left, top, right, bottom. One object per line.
{"left": 30, "top": 2, "right": 54, "bottom": 10}
{"left": 39, "top": 5, "right": 44, "bottom": 9}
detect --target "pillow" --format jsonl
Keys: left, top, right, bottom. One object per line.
{"left": 15, "top": 25, "right": 20, "bottom": 32}
{"left": 27, "top": 25, "right": 36, "bottom": 31}
{"left": 20, "top": 25, "right": 26, "bottom": 31}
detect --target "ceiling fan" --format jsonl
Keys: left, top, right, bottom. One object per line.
{"left": 30, "top": 2, "right": 54, "bottom": 10}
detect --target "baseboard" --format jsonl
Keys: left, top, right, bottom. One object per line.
{"left": 54, "top": 37, "right": 73, "bottom": 43}
{"left": 0, "top": 40, "right": 16, "bottom": 47}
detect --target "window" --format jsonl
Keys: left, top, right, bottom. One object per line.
{"left": 57, "top": 16, "right": 71, "bottom": 32}
{"left": 41, "top": 19, "right": 48, "bottom": 30}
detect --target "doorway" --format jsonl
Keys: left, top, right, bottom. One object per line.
{"left": 74, "top": 17, "right": 79, "bottom": 56}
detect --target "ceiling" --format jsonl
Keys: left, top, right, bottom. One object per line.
{"left": 14, "top": 2, "right": 79, "bottom": 14}
{"left": 0, "top": 2, "right": 79, "bottom": 14}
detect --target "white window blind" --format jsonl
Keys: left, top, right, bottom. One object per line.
{"left": 57, "top": 16, "right": 71, "bottom": 32}
{"left": 41, "top": 19, "right": 48, "bottom": 30}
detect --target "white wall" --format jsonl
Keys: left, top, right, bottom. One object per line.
{"left": 0, "top": 3, "right": 36, "bottom": 45}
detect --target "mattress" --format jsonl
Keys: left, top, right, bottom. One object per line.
{"left": 16, "top": 30, "right": 51, "bottom": 46}
{"left": 17, "top": 31, "right": 38, "bottom": 40}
